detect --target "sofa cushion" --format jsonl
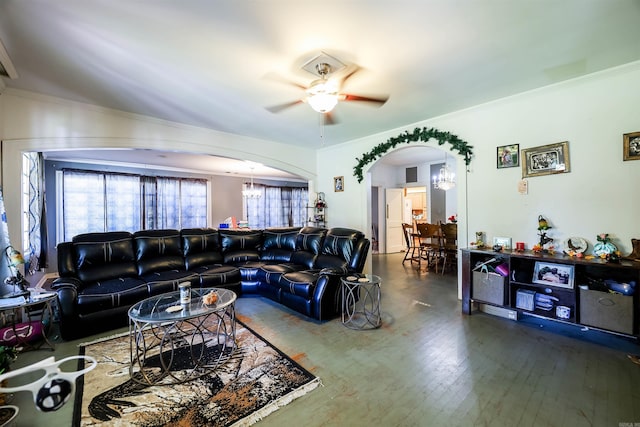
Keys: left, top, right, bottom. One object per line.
{"left": 71, "top": 232, "right": 138, "bottom": 284}
{"left": 133, "top": 229, "right": 184, "bottom": 275}
{"left": 315, "top": 228, "right": 365, "bottom": 269}
{"left": 290, "top": 227, "right": 326, "bottom": 269}
{"left": 278, "top": 270, "right": 320, "bottom": 299}
{"left": 260, "top": 227, "right": 300, "bottom": 262}
{"left": 76, "top": 277, "right": 148, "bottom": 316}
{"left": 190, "top": 264, "right": 241, "bottom": 287}
{"left": 256, "top": 263, "right": 304, "bottom": 285}
{"left": 139, "top": 271, "right": 200, "bottom": 296}
{"left": 181, "top": 228, "right": 223, "bottom": 268}
{"left": 220, "top": 230, "right": 262, "bottom": 263}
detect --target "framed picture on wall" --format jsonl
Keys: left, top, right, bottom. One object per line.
{"left": 522, "top": 141, "right": 570, "bottom": 178}
{"left": 623, "top": 131, "right": 640, "bottom": 161}
{"left": 334, "top": 176, "right": 344, "bottom": 192}
{"left": 497, "top": 144, "right": 519, "bottom": 169}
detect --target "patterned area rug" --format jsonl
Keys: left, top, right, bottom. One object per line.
{"left": 73, "top": 319, "right": 320, "bottom": 426}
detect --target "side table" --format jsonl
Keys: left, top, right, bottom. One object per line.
{"left": 341, "top": 274, "right": 382, "bottom": 330}
{"left": 0, "top": 293, "right": 56, "bottom": 352}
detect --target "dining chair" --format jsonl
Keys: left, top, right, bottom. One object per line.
{"left": 402, "top": 223, "right": 420, "bottom": 265}
{"left": 440, "top": 222, "right": 458, "bottom": 274}
{"left": 416, "top": 222, "right": 442, "bottom": 271}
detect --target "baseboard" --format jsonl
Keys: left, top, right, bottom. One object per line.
{"left": 478, "top": 303, "right": 518, "bottom": 321}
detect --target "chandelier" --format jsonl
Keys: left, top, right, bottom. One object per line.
{"left": 433, "top": 154, "right": 456, "bottom": 191}
{"left": 242, "top": 168, "right": 261, "bottom": 198}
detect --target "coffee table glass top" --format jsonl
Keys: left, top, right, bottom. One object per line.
{"left": 128, "top": 287, "right": 236, "bottom": 323}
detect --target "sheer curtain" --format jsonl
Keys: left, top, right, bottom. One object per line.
{"left": 0, "top": 188, "right": 13, "bottom": 280}
{"left": 62, "top": 171, "right": 105, "bottom": 241}
{"left": 61, "top": 170, "right": 207, "bottom": 240}
{"left": 246, "top": 184, "right": 308, "bottom": 228}
{"left": 105, "top": 174, "right": 140, "bottom": 232}
{"left": 181, "top": 179, "right": 208, "bottom": 228}
{"left": 157, "top": 177, "right": 180, "bottom": 229}
{"left": 25, "top": 152, "right": 47, "bottom": 273}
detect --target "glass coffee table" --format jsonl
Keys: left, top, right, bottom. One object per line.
{"left": 128, "top": 287, "right": 236, "bottom": 385}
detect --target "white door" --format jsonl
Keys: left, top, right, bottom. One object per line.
{"left": 403, "top": 197, "right": 413, "bottom": 225}
{"left": 385, "top": 188, "right": 405, "bottom": 253}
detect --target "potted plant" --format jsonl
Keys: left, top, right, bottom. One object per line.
{"left": 0, "top": 345, "right": 16, "bottom": 375}
{"left": 0, "top": 345, "right": 16, "bottom": 405}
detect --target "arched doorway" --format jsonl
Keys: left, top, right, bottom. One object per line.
{"left": 368, "top": 145, "right": 459, "bottom": 255}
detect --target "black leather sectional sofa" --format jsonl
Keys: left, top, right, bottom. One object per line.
{"left": 52, "top": 226, "right": 370, "bottom": 340}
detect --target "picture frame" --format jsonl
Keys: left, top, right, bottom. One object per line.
{"left": 623, "top": 131, "right": 640, "bottom": 161}
{"left": 493, "top": 236, "right": 512, "bottom": 250}
{"left": 497, "top": 144, "right": 519, "bottom": 169}
{"left": 333, "top": 176, "right": 344, "bottom": 192}
{"left": 532, "top": 261, "right": 574, "bottom": 289}
{"left": 522, "top": 141, "right": 570, "bottom": 178}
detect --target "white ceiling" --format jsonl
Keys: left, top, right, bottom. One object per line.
{"left": 2, "top": 0, "right": 640, "bottom": 177}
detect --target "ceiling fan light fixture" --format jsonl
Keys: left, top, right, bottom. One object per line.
{"left": 306, "top": 80, "right": 339, "bottom": 113}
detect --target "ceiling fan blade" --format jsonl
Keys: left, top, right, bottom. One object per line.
{"left": 342, "top": 93, "right": 389, "bottom": 106}
{"left": 338, "top": 65, "right": 361, "bottom": 88}
{"left": 265, "top": 99, "right": 304, "bottom": 113}
{"left": 263, "top": 72, "right": 308, "bottom": 90}
{"left": 323, "top": 111, "right": 338, "bottom": 125}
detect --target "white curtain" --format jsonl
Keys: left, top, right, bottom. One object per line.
{"left": 0, "top": 188, "right": 13, "bottom": 280}
{"left": 25, "top": 152, "right": 46, "bottom": 273}
{"left": 246, "top": 185, "right": 308, "bottom": 229}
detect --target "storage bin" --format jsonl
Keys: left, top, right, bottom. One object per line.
{"left": 579, "top": 288, "right": 634, "bottom": 335}
{"left": 472, "top": 271, "right": 506, "bottom": 305}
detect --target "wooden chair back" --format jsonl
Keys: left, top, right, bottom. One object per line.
{"left": 416, "top": 223, "right": 442, "bottom": 249}
{"left": 440, "top": 223, "right": 458, "bottom": 250}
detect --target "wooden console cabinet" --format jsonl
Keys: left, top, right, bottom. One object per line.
{"left": 461, "top": 248, "right": 639, "bottom": 338}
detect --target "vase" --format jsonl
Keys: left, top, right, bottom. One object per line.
{"left": 593, "top": 241, "right": 617, "bottom": 257}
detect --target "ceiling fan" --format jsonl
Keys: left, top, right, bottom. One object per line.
{"left": 265, "top": 57, "right": 389, "bottom": 124}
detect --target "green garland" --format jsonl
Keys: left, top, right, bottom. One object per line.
{"left": 353, "top": 127, "right": 474, "bottom": 183}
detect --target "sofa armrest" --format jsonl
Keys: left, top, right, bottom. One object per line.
{"left": 319, "top": 266, "right": 350, "bottom": 276}
{"left": 51, "top": 277, "right": 83, "bottom": 292}
{"left": 51, "top": 278, "right": 81, "bottom": 329}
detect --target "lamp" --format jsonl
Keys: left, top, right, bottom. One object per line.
{"left": 242, "top": 168, "right": 261, "bottom": 199}
{"left": 305, "top": 63, "right": 339, "bottom": 113}
{"left": 306, "top": 80, "right": 339, "bottom": 113}
{"left": 3, "top": 246, "right": 30, "bottom": 298}
{"left": 432, "top": 153, "right": 456, "bottom": 191}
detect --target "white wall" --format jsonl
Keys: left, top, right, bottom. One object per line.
{"left": 318, "top": 61, "right": 640, "bottom": 274}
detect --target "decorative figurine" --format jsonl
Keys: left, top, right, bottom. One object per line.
{"left": 593, "top": 233, "right": 619, "bottom": 261}
{"left": 536, "top": 215, "right": 554, "bottom": 252}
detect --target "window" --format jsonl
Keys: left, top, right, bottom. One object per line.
{"left": 245, "top": 185, "right": 308, "bottom": 228}
{"left": 59, "top": 169, "right": 207, "bottom": 241}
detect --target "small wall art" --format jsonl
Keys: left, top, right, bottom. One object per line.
{"left": 497, "top": 144, "right": 519, "bottom": 168}
{"left": 522, "top": 141, "right": 570, "bottom": 178}
{"left": 334, "top": 176, "right": 344, "bottom": 192}
{"left": 623, "top": 131, "right": 640, "bottom": 161}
